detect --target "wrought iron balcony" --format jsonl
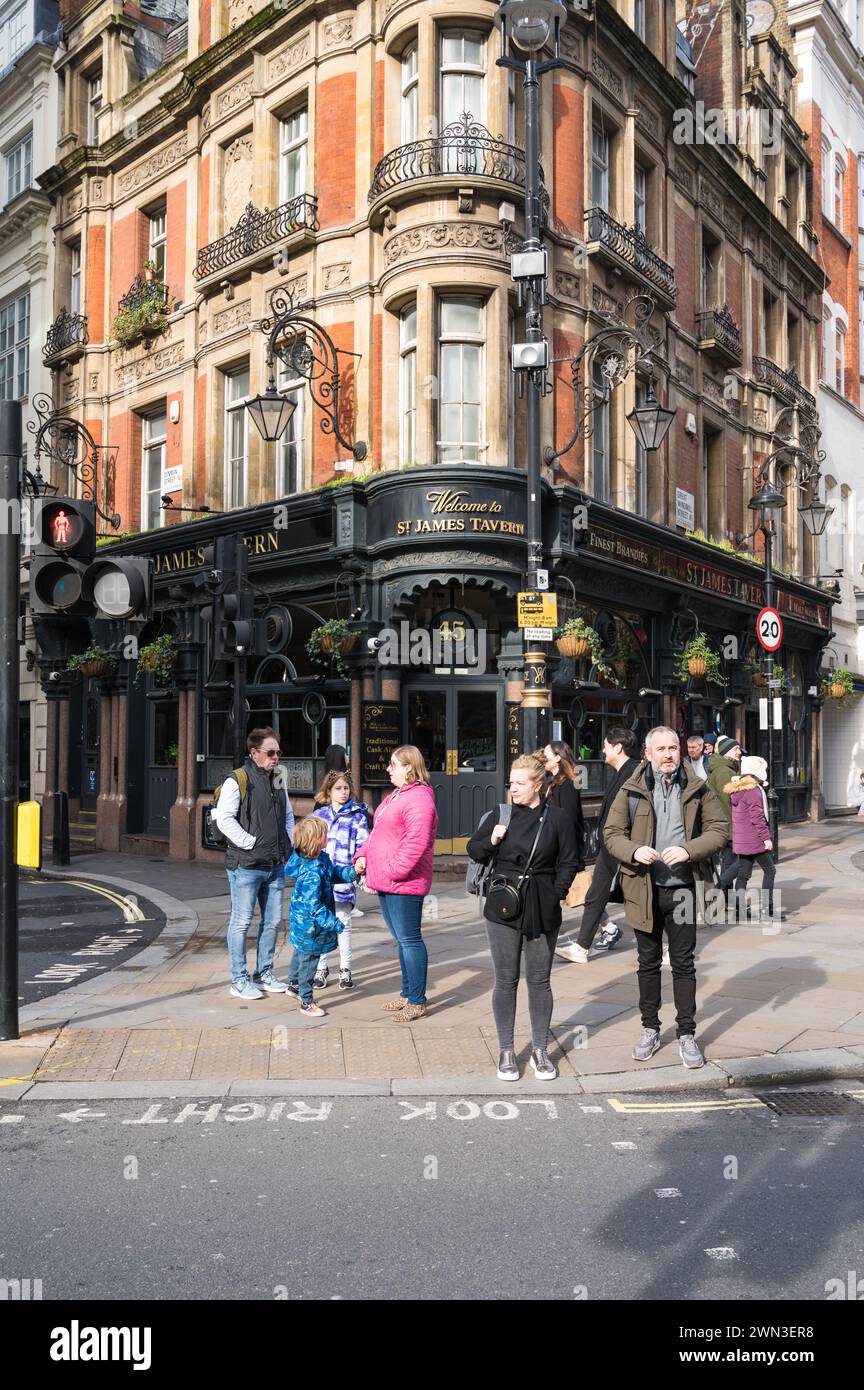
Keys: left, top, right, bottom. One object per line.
{"left": 43, "top": 308, "right": 89, "bottom": 365}
{"left": 696, "top": 304, "right": 741, "bottom": 366}
{"left": 117, "top": 274, "right": 170, "bottom": 316}
{"left": 584, "top": 207, "right": 677, "bottom": 306}
{"left": 195, "top": 194, "right": 319, "bottom": 282}
{"left": 752, "top": 356, "right": 817, "bottom": 413}
{"left": 369, "top": 114, "right": 545, "bottom": 208}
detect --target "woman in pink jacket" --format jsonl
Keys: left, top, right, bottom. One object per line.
{"left": 354, "top": 744, "right": 438, "bottom": 1023}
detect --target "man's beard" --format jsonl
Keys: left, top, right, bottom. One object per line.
{"left": 651, "top": 759, "right": 678, "bottom": 778}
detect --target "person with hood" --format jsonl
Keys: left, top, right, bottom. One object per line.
{"left": 311, "top": 769, "right": 369, "bottom": 991}
{"left": 354, "top": 745, "right": 438, "bottom": 1023}
{"left": 284, "top": 816, "right": 357, "bottom": 1017}
{"left": 603, "top": 726, "right": 728, "bottom": 1069}
{"left": 727, "top": 755, "right": 778, "bottom": 920}
{"left": 706, "top": 734, "right": 741, "bottom": 888}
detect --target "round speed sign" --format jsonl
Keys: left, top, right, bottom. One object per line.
{"left": 756, "top": 606, "right": 783, "bottom": 652}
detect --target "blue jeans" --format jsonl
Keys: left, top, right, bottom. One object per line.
{"left": 289, "top": 949, "right": 320, "bottom": 1005}
{"left": 378, "top": 893, "right": 427, "bottom": 1005}
{"left": 225, "top": 865, "right": 285, "bottom": 983}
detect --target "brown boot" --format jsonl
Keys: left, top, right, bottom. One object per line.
{"left": 381, "top": 997, "right": 407, "bottom": 1012}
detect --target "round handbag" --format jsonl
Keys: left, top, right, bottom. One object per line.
{"left": 485, "top": 876, "right": 523, "bottom": 921}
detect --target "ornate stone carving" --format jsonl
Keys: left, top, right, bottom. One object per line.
{"left": 592, "top": 53, "right": 623, "bottom": 99}
{"left": 322, "top": 14, "right": 353, "bottom": 47}
{"left": 383, "top": 221, "right": 517, "bottom": 267}
{"left": 560, "top": 28, "right": 582, "bottom": 64}
{"left": 373, "top": 549, "right": 518, "bottom": 577}
{"left": 555, "top": 272, "right": 580, "bottom": 300}
{"left": 66, "top": 192, "right": 82, "bottom": 217}
{"left": 670, "top": 159, "right": 694, "bottom": 196}
{"left": 115, "top": 341, "right": 184, "bottom": 388}
{"left": 216, "top": 76, "right": 253, "bottom": 118}
{"left": 703, "top": 375, "right": 725, "bottom": 408}
{"left": 224, "top": 135, "right": 253, "bottom": 229}
{"left": 635, "top": 94, "right": 660, "bottom": 140}
{"left": 591, "top": 284, "right": 623, "bottom": 318}
{"left": 91, "top": 180, "right": 104, "bottom": 201}
{"left": 268, "top": 34, "right": 310, "bottom": 82}
{"left": 201, "top": 103, "right": 212, "bottom": 130}
{"left": 323, "top": 262, "right": 351, "bottom": 290}
{"left": 762, "top": 243, "right": 781, "bottom": 278}
{"left": 213, "top": 300, "right": 252, "bottom": 333}
{"left": 228, "top": 0, "right": 255, "bottom": 31}
{"left": 677, "top": 363, "right": 695, "bottom": 387}
{"left": 199, "top": 322, "right": 208, "bottom": 343}
{"left": 699, "top": 177, "right": 725, "bottom": 222}
{"left": 117, "top": 136, "right": 187, "bottom": 194}
{"left": 88, "top": 372, "right": 99, "bottom": 392}
{"left": 285, "top": 273, "right": 308, "bottom": 303}
{"left": 753, "top": 407, "right": 768, "bottom": 427}
{"left": 384, "top": 0, "right": 403, "bottom": 15}
{"left": 63, "top": 377, "right": 79, "bottom": 403}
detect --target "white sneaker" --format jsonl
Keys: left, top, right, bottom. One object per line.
{"left": 555, "top": 941, "right": 590, "bottom": 964}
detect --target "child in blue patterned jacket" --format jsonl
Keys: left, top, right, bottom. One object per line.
{"left": 311, "top": 770, "right": 370, "bottom": 992}
{"left": 284, "top": 816, "right": 357, "bottom": 1017}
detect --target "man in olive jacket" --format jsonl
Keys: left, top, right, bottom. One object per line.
{"left": 603, "top": 726, "right": 728, "bottom": 1069}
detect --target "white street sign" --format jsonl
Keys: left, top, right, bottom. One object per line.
{"left": 523, "top": 627, "right": 554, "bottom": 641}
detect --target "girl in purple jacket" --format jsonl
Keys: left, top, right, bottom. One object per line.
{"left": 311, "top": 770, "right": 369, "bottom": 991}
{"left": 726, "top": 755, "right": 776, "bottom": 920}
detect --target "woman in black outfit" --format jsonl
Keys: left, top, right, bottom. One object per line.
{"left": 540, "top": 741, "right": 585, "bottom": 873}
{"left": 467, "top": 755, "right": 579, "bottom": 1083}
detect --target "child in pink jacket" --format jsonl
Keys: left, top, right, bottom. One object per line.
{"left": 354, "top": 745, "right": 438, "bottom": 1023}
{"left": 725, "top": 755, "right": 777, "bottom": 921}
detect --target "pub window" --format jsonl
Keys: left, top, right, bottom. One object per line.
{"left": 148, "top": 208, "right": 166, "bottom": 280}
{"left": 141, "top": 407, "right": 167, "bottom": 531}
{"left": 276, "top": 351, "right": 305, "bottom": 496}
{"left": 591, "top": 357, "right": 610, "bottom": 503}
{"left": 399, "top": 301, "right": 417, "bottom": 467}
{"left": 224, "top": 365, "right": 250, "bottom": 510}
{"left": 278, "top": 108, "right": 308, "bottom": 203}
{"left": 401, "top": 41, "right": 419, "bottom": 143}
{"left": 437, "top": 295, "right": 485, "bottom": 463}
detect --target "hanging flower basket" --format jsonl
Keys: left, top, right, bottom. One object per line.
{"left": 673, "top": 634, "right": 727, "bottom": 687}
{"left": 136, "top": 634, "right": 179, "bottom": 686}
{"left": 78, "top": 659, "right": 110, "bottom": 679}
{"left": 307, "top": 620, "right": 361, "bottom": 680}
{"left": 687, "top": 657, "right": 707, "bottom": 678}
{"left": 68, "top": 644, "right": 117, "bottom": 680}
{"left": 820, "top": 669, "right": 853, "bottom": 702}
{"left": 557, "top": 635, "right": 592, "bottom": 660}
{"left": 829, "top": 682, "right": 847, "bottom": 699}
{"left": 751, "top": 671, "right": 768, "bottom": 688}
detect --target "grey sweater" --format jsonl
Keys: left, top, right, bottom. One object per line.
{"left": 652, "top": 776, "right": 693, "bottom": 886}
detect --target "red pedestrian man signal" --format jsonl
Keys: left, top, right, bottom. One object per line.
{"left": 756, "top": 606, "right": 783, "bottom": 653}
{"left": 52, "top": 510, "right": 70, "bottom": 546}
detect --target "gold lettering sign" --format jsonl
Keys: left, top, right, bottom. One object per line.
{"left": 153, "top": 530, "right": 280, "bottom": 575}
{"left": 426, "top": 489, "right": 502, "bottom": 516}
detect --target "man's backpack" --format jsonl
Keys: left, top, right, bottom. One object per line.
{"left": 465, "top": 803, "right": 512, "bottom": 896}
{"left": 206, "top": 768, "right": 249, "bottom": 850}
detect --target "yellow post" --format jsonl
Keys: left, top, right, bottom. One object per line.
{"left": 15, "top": 802, "right": 41, "bottom": 871}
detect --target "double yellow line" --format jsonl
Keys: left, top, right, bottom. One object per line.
{"left": 607, "top": 1096, "right": 767, "bottom": 1114}
{"left": 29, "top": 876, "right": 147, "bottom": 923}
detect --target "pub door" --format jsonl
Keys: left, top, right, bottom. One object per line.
{"left": 145, "top": 695, "right": 179, "bottom": 837}
{"left": 80, "top": 680, "right": 100, "bottom": 808}
{"left": 405, "top": 685, "right": 501, "bottom": 852}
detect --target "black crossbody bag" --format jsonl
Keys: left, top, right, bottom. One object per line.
{"left": 485, "top": 810, "right": 548, "bottom": 924}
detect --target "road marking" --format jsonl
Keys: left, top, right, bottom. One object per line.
{"left": 58, "top": 1107, "right": 107, "bottom": 1123}
{"left": 0, "top": 1114, "right": 24, "bottom": 1123}
{"left": 612, "top": 1141, "right": 636, "bottom": 1150}
{"left": 60, "top": 879, "right": 146, "bottom": 923}
{"left": 704, "top": 1247, "right": 738, "bottom": 1260}
{"left": 607, "top": 1096, "right": 765, "bottom": 1114}
{"left": 654, "top": 1187, "right": 682, "bottom": 1197}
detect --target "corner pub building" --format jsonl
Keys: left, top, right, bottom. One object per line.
{"left": 36, "top": 0, "right": 834, "bottom": 860}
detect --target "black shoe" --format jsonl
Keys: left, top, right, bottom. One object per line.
{"left": 496, "top": 1050, "right": 519, "bottom": 1082}
{"left": 286, "top": 982, "right": 300, "bottom": 998}
{"left": 339, "top": 970, "right": 355, "bottom": 991}
{"left": 313, "top": 967, "right": 329, "bottom": 989}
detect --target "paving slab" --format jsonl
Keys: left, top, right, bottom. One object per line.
{"left": 579, "top": 1063, "right": 732, "bottom": 1093}
{"left": 722, "top": 1048, "right": 862, "bottom": 1086}
{"left": 268, "top": 1029, "right": 346, "bottom": 1080}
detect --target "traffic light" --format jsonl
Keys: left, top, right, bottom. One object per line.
{"left": 200, "top": 535, "right": 266, "bottom": 660}
{"left": 29, "top": 497, "right": 153, "bottom": 620}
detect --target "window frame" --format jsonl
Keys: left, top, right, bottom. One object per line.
{"left": 439, "top": 29, "right": 486, "bottom": 128}
{"left": 436, "top": 294, "right": 486, "bottom": 464}
{"left": 821, "top": 137, "right": 831, "bottom": 217}
{"left": 224, "top": 365, "right": 250, "bottom": 511}
{"left": 70, "top": 243, "right": 82, "bottom": 315}
{"left": 86, "top": 71, "right": 103, "bottom": 146}
{"left": 834, "top": 152, "right": 845, "bottom": 227}
{"left": 140, "top": 407, "right": 168, "bottom": 532}
{"left": 400, "top": 41, "right": 419, "bottom": 144}
{"left": 399, "top": 301, "right": 417, "bottom": 468}
{"left": 0, "top": 288, "right": 29, "bottom": 401}
{"left": 591, "top": 357, "right": 611, "bottom": 503}
{"left": 634, "top": 160, "right": 648, "bottom": 233}
{"left": 591, "top": 124, "right": 610, "bottom": 211}
{"left": 278, "top": 107, "right": 309, "bottom": 204}
{"left": 4, "top": 130, "right": 32, "bottom": 203}
{"left": 147, "top": 208, "right": 167, "bottom": 279}
{"left": 276, "top": 353, "right": 306, "bottom": 496}
{"left": 834, "top": 319, "right": 846, "bottom": 393}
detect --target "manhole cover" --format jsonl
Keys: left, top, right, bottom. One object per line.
{"left": 757, "top": 1091, "right": 864, "bottom": 1117}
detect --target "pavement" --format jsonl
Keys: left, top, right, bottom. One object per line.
{"left": 3, "top": 819, "right": 864, "bottom": 1097}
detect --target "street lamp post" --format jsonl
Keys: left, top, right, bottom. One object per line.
{"left": 496, "top": 0, "right": 566, "bottom": 752}
{"left": 747, "top": 403, "right": 833, "bottom": 863}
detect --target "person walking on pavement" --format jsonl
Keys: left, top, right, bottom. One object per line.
{"left": 216, "top": 727, "right": 295, "bottom": 1000}
{"left": 311, "top": 770, "right": 369, "bottom": 991}
{"left": 603, "top": 726, "right": 727, "bottom": 1068}
{"left": 467, "top": 755, "right": 580, "bottom": 1082}
{"left": 684, "top": 734, "right": 710, "bottom": 780}
{"left": 540, "top": 739, "right": 586, "bottom": 873}
{"left": 284, "top": 817, "right": 357, "bottom": 1017}
{"left": 706, "top": 734, "right": 741, "bottom": 889}
{"left": 727, "top": 755, "right": 779, "bottom": 921}
{"left": 555, "top": 727, "right": 639, "bottom": 964}
{"left": 353, "top": 745, "right": 438, "bottom": 1024}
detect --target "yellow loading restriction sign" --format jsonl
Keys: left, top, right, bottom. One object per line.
{"left": 517, "top": 592, "right": 558, "bottom": 629}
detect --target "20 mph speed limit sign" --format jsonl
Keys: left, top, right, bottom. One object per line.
{"left": 756, "top": 607, "right": 783, "bottom": 652}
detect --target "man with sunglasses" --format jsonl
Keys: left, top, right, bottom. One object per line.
{"left": 216, "top": 726, "right": 295, "bottom": 999}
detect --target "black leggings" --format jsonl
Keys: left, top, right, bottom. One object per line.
{"left": 734, "top": 853, "right": 776, "bottom": 915}
{"left": 486, "top": 921, "right": 558, "bottom": 1051}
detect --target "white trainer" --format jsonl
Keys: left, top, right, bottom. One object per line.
{"left": 555, "top": 940, "right": 590, "bottom": 964}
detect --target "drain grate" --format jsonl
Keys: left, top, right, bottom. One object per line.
{"left": 757, "top": 1091, "right": 864, "bottom": 1117}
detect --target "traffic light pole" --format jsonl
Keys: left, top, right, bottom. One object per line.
{"left": 50, "top": 687, "right": 70, "bottom": 867}
{"left": 0, "top": 400, "right": 22, "bottom": 1040}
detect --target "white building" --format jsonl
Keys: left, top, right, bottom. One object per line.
{"left": 788, "top": 0, "right": 864, "bottom": 810}
{"left": 0, "top": 0, "right": 61, "bottom": 801}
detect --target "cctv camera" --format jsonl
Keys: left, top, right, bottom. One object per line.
{"left": 46, "top": 670, "right": 61, "bottom": 683}
{"left": 367, "top": 636, "right": 383, "bottom": 652}
{"left": 205, "top": 569, "right": 222, "bottom": 591}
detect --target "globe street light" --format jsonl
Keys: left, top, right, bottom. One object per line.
{"left": 497, "top": 0, "right": 567, "bottom": 52}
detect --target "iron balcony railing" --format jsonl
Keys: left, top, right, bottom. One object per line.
{"left": 194, "top": 194, "right": 319, "bottom": 280}
{"left": 43, "top": 308, "right": 88, "bottom": 363}
{"left": 752, "top": 356, "right": 817, "bottom": 413}
{"left": 696, "top": 304, "right": 742, "bottom": 359}
{"left": 117, "top": 273, "right": 170, "bottom": 316}
{"left": 584, "top": 207, "right": 677, "bottom": 301}
{"left": 369, "top": 113, "right": 544, "bottom": 202}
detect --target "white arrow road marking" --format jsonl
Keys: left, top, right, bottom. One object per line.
{"left": 0, "top": 1114, "right": 24, "bottom": 1123}
{"left": 704, "top": 1247, "right": 738, "bottom": 1260}
{"left": 58, "top": 1107, "right": 107, "bottom": 1123}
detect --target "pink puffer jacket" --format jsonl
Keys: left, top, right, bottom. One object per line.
{"left": 358, "top": 781, "right": 438, "bottom": 896}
